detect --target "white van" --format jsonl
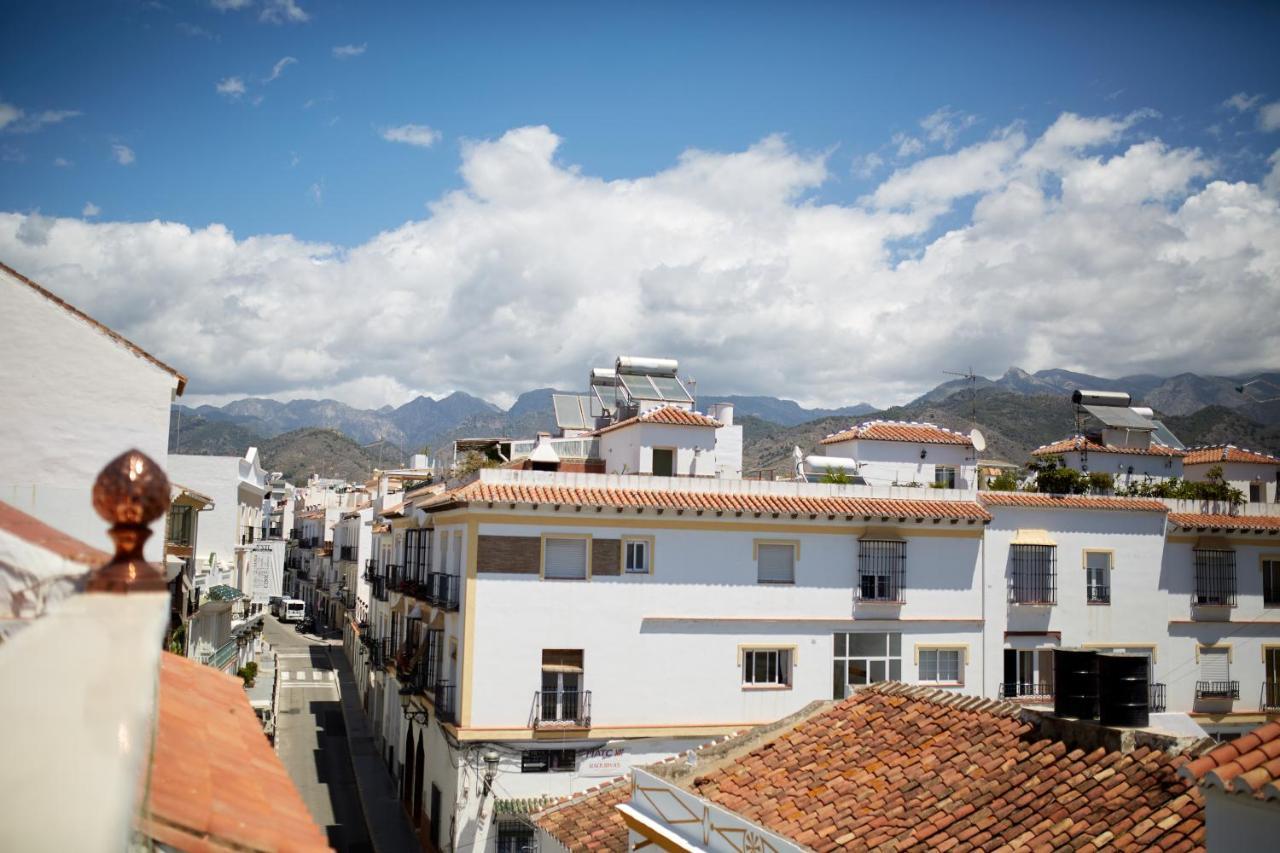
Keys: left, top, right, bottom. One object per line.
{"left": 279, "top": 599, "right": 306, "bottom": 623}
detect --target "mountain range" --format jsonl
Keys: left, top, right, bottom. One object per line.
{"left": 170, "top": 367, "right": 1280, "bottom": 479}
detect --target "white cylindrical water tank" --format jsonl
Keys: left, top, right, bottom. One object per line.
{"left": 1071, "top": 389, "right": 1132, "bottom": 407}
{"left": 710, "top": 402, "right": 735, "bottom": 425}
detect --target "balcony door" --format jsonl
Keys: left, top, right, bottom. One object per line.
{"left": 541, "top": 649, "right": 583, "bottom": 721}
{"left": 1002, "top": 648, "right": 1054, "bottom": 698}
{"left": 1266, "top": 647, "right": 1280, "bottom": 710}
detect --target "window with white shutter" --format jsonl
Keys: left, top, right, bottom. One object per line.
{"left": 756, "top": 543, "right": 796, "bottom": 584}
{"left": 1197, "top": 647, "right": 1237, "bottom": 699}
{"left": 543, "top": 537, "right": 588, "bottom": 580}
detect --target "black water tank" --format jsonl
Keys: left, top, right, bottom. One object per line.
{"left": 1054, "top": 649, "right": 1099, "bottom": 720}
{"left": 1098, "top": 654, "right": 1150, "bottom": 727}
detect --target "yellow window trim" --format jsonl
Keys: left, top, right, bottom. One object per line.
{"left": 1082, "top": 548, "right": 1115, "bottom": 570}
{"left": 736, "top": 643, "right": 799, "bottom": 666}
{"left": 1196, "top": 643, "right": 1233, "bottom": 663}
{"left": 539, "top": 532, "right": 593, "bottom": 580}
{"left": 1262, "top": 643, "right": 1280, "bottom": 663}
{"left": 621, "top": 534, "right": 656, "bottom": 575}
{"left": 912, "top": 643, "right": 970, "bottom": 665}
{"left": 753, "top": 538, "right": 800, "bottom": 561}
{"left": 1081, "top": 643, "right": 1157, "bottom": 664}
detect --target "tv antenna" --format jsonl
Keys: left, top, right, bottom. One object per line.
{"left": 1236, "top": 378, "right": 1280, "bottom": 404}
{"left": 943, "top": 367, "right": 979, "bottom": 428}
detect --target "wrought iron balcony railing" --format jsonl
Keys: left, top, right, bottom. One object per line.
{"left": 1261, "top": 681, "right": 1280, "bottom": 711}
{"left": 856, "top": 567, "right": 905, "bottom": 603}
{"left": 425, "top": 572, "right": 460, "bottom": 611}
{"left": 1086, "top": 583, "right": 1110, "bottom": 605}
{"left": 997, "top": 682, "right": 1053, "bottom": 700}
{"left": 1196, "top": 680, "right": 1240, "bottom": 700}
{"left": 434, "top": 681, "right": 458, "bottom": 725}
{"left": 533, "top": 690, "right": 592, "bottom": 728}
{"left": 371, "top": 575, "right": 388, "bottom": 602}
{"left": 1149, "top": 682, "right": 1167, "bottom": 712}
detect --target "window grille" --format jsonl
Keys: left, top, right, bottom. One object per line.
{"left": 1194, "top": 549, "right": 1236, "bottom": 606}
{"left": 1010, "top": 544, "right": 1056, "bottom": 604}
{"left": 858, "top": 540, "right": 905, "bottom": 602}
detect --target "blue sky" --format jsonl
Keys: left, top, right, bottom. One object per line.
{"left": 3, "top": 1, "right": 1277, "bottom": 245}
{"left": 1, "top": 1, "right": 1279, "bottom": 408}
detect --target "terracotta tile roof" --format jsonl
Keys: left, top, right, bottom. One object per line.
{"left": 1183, "top": 445, "right": 1280, "bottom": 466}
{"left": 688, "top": 683, "right": 1203, "bottom": 851}
{"left": 979, "top": 492, "right": 1170, "bottom": 512}
{"left": 1180, "top": 722, "right": 1280, "bottom": 801}
{"left": 141, "top": 652, "right": 331, "bottom": 852}
{"left": 1, "top": 261, "right": 187, "bottom": 395}
{"left": 533, "top": 779, "right": 631, "bottom": 852}
{"left": 1168, "top": 513, "right": 1280, "bottom": 532}
{"left": 592, "top": 405, "right": 722, "bottom": 436}
{"left": 0, "top": 500, "right": 110, "bottom": 565}
{"left": 820, "top": 420, "right": 973, "bottom": 446}
{"left": 426, "top": 481, "right": 991, "bottom": 521}
{"left": 1033, "top": 435, "right": 1185, "bottom": 457}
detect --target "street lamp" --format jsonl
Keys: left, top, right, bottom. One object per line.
{"left": 399, "top": 691, "right": 429, "bottom": 725}
{"left": 482, "top": 750, "right": 500, "bottom": 796}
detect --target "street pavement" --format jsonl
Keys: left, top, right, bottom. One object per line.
{"left": 263, "top": 616, "right": 374, "bottom": 853}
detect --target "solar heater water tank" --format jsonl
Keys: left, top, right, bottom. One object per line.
{"left": 1071, "top": 390, "right": 1132, "bottom": 407}
{"left": 616, "top": 356, "right": 679, "bottom": 375}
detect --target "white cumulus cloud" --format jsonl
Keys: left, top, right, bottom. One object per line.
{"left": 381, "top": 124, "right": 442, "bottom": 148}
{"left": 0, "top": 102, "right": 81, "bottom": 134}
{"left": 332, "top": 43, "right": 367, "bottom": 59}
{"left": 111, "top": 144, "right": 135, "bottom": 165}
{"left": 265, "top": 56, "right": 297, "bottom": 83}
{"left": 1, "top": 115, "right": 1277, "bottom": 410}
{"left": 919, "top": 106, "right": 978, "bottom": 149}
{"left": 260, "top": 0, "right": 308, "bottom": 23}
{"left": 211, "top": 0, "right": 253, "bottom": 9}
{"left": 216, "top": 76, "right": 247, "bottom": 99}
{"left": 1260, "top": 102, "right": 1280, "bottom": 132}
{"left": 1223, "top": 92, "right": 1262, "bottom": 113}
{"left": 81, "top": 202, "right": 100, "bottom": 217}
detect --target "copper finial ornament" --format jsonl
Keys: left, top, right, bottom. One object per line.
{"left": 86, "top": 449, "right": 171, "bottom": 593}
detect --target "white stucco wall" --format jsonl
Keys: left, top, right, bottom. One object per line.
{"left": 466, "top": 513, "right": 985, "bottom": 731}
{"left": 0, "top": 268, "right": 180, "bottom": 555}
{"left": 1185, "top": 461, "right": 1279, "bottom": 504}
{"left": 168, "top": 454, "right": 266, "bottom": 590}
{"left": 599, "top": 424, "right": 718, "bottom": 476}
{"left": 1057, "top": 449, "right": 1183, "bottom": 485}
{"left": 822, "top": 439, "right": 977, "bottom": 491}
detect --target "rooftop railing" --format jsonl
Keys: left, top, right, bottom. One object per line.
{"left": 997, "top": 682, "right": 1053, "bottom": 701}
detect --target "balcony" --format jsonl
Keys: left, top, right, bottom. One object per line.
{"left": 1262, "top": 681, "right": 1280, "bottom": 711}
{"left": 532, "top": 690, "right": 592, "bottom": 729}
{"left": 1149, "top": 682, "right": 1167, "bottom": 713}
{"left": 998, "top": 682, "right": 1053, "bottom": 701}
{"left": 434, "top": 681, "right": 458, "bottom": 725}
{"left": 1086, "top": 583, "right": 1110, "bottom": 605}
{"left": 1196, "top": 681, "right": 1240, "bottom": 700}
{"left": 339, "top": 545, "right": 356, "bottom": 562}
{"left": 384, "top": 563, "right": 402, "bottom": 588}
{"left": 856, "top": 566, "right": 905, "bottom": 604}
{"left": 424, "top": 572, "right": 460, "bottom": 611}
{"left": 371, "top": 576, "right": 388, "bottom": 602}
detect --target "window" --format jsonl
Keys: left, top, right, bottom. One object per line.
{"left": 166, "top": 504, "right": 194, "bottom": 546}
{"left": 833, "top": 632, "right": 901, "bottom": 699}
{"left": 624, "top": 538, "right": 650, "bottom": 574}
{"left": 405, "top": 528, "right": 428, "bottom": 582}
{"left": 1002, "top": 649, "right": 1054, "bottom": 698}
{"left": 742, "top": 648, "right": 791, "bottom": 687}
{"left": 1194, "top": 549, "right": 1236, "bottom": 606}
{"left": 540, "top": 650, "right": 584, "bottom": 723}
{"left": 756, "top": 542, "right": 796, "bottom": 584}
{"left": 652, "top": 447, "right": 675, "bottom": 477}
{"left": 1264, "top": 559, "right": 1280, "bottom": 606}
{"left": 919, "top": 648, "right": 963, "bottom": 684}
{"left": 1197, "top": 647, "right": 1237, "bottom": 699}
{"left": 1264, "top": 647, "right": 1280, "bottom": 711}
{"left": 1085, "top": 551, "right": 1111, "bottom": 604}
{"left": 496, "top": 817, "right": 537, "bottom": 853}
{"left": 1010, "top": 544, "right": 1056, "bottom": 604}
{"left": 858, "top": 539, "right": 905, "bottom": 602}
{"left": 543, "top": 537, "right": 588, "bottom": 580}
{"left": 1251, "top": 482, "right": 1264, "bottom": 503}
{"left": 439, "top": 533, "right": 449, "bottom": 574}
{"left": 521, "top": 749, "right": 576, "bottom": 773}
{"left": 934, "top": 466, "right": 957, "bottom": 489}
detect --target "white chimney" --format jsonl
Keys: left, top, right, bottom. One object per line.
{"left": 710, "top": 402, "right": 734, "bottom": 426}
{"left": 410, "top": 453, "right": 430, "bottom": 471}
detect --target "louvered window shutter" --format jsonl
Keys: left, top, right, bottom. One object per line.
{"left": 757, "top": 544, "right": 795, "bottom": 584}
{"left": 1200, "top": 648, "right": 1229, "bottom": 682}
{"left": 544, "top": 538, "right": 587, "bottom": 579}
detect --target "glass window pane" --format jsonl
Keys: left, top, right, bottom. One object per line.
{"left": 848, "top": 661, "right": 868, "bottom": 685}
{"left": 870, "top": 660, "right": 886, "bottom": 682}
{"left": 889, "top": 633, "right": 901, "bottom": 656}
{"left": 833, "top": 661, "right": 845, "bottom": 699}
{"left": 834, "top": 633, "right": 846, "bottom": 656}
{"left": 890, "top": 659, "right": 901, "bottom": 681}
{"left": 848, "top": 633, "right": 885, "bottom": 656}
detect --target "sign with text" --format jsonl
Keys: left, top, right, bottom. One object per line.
{"left": 250, "top": 545, "right": 274, "bottom": 604}
{"left": 577, "top": 746, "right": 628, "bottom": 777}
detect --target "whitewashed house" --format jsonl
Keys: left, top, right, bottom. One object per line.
{"left": 1184, "top": 445, "right": 1280, "bottom": 505}
{"left": 167, "top": 448, "right": 268, "bottom": 595}
{"left": 818, "top": 420, "right": 979, "bottom": 489}
{"left": 0, "top": 262, "right": 185, "bottom": 553}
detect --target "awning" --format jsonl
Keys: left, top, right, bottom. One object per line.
{"left": 1011, "top": 528, "right": 1056, "bottom": 546}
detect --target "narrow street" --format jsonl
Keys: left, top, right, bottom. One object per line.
{"left": 263, "top": 616, "right": 374, "bottom": 853}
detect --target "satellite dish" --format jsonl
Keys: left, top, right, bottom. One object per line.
{"left": 969, "top": 429, "right": 987, "bottom": 452}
